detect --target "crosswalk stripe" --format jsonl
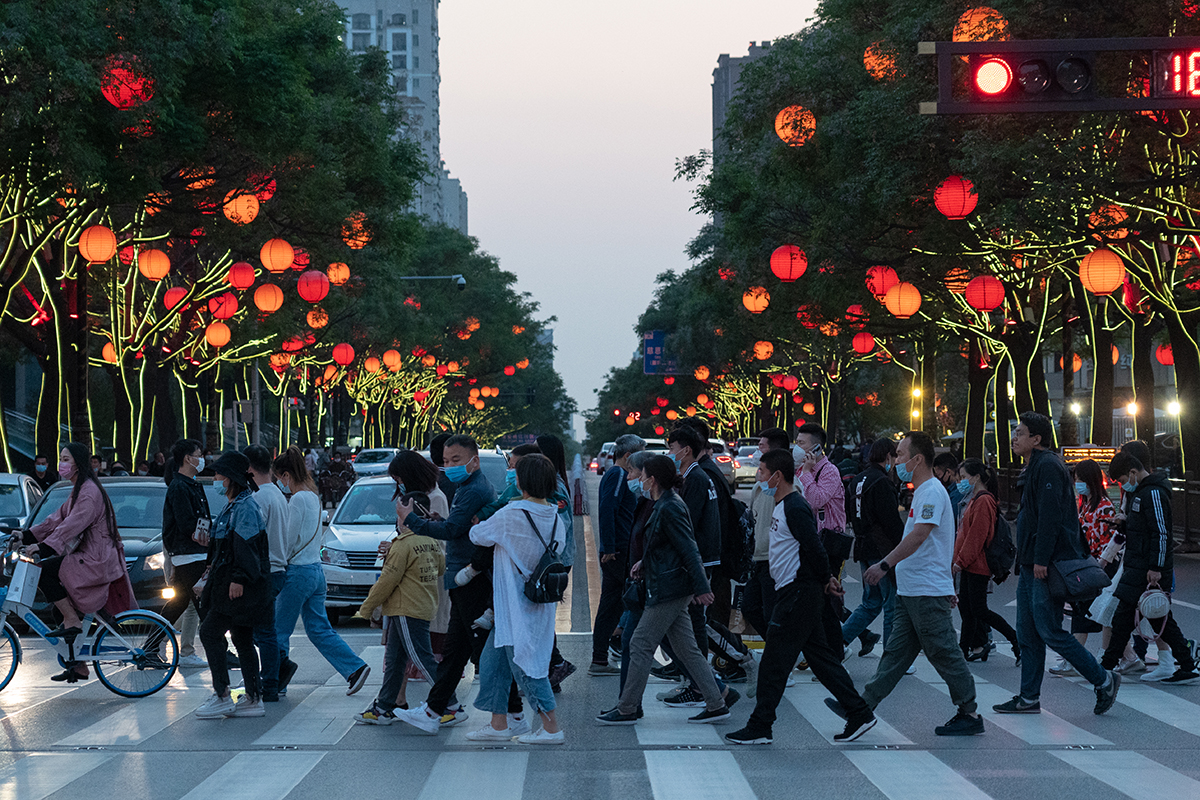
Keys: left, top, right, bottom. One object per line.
{"left": 54, "top": 687, "right": 211, "bottom": 747}
{"left": 635, "top": 684, "right": 724, "bottom": 746}
{"left": 844, "top": 750, "right": 994, "bottom": 800}
{"left": 785, "top": 682, "right": 913, "bottom": 745}
{"left": 416, "top": 752, "right": 528, "bottom": 800}
{"left": 1053, "top": 750, "right": 1200, "bottom": 799}
{"left": 253, "top": 686, "right": 366, "bottom": 746}
{"left": 644, "top": 751, "right": 756, "bottom": 800}
{"left": 1099, "top": 682, "right": 1200, "bottom": 738}
{"left": 0, "top": 687, "right": 77, "bottom": 721}
{"left": 179, "top": 751, "right": 325, "bottom": 800}
{"left": 929, "top": 681, "right": 1111, "bottom": 746}
{"left": 0, "top": 752, "right": 113, "bottom": 800}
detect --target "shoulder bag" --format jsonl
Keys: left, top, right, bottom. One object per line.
{"left": 1047, "top": 556, "right": 1111, "bottom": 602}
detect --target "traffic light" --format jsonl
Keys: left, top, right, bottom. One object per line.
{"left": 920, "top": 37, "right": 1200, "bottom": 114}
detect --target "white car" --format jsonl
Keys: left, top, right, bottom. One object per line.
{"left": 597, "top": 442, "right": 616, "bottom": 475}
{"left": 351, "top": 448, "right": 400, "bottom": 479}
{"left": 733, "top": 447, "right": 760, "bottom": 486}
{"left": 0, "top": 473, "right": 45, "bottom": 528}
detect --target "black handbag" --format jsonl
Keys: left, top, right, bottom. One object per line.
{"left": 1047, "top": 556, "right": 1111, "bottom": 602}
{"left": 622, "top": 578, "right": 646, "bottom": 611}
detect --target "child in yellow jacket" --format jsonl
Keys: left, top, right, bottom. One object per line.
{"left": 354, "top": 515, "right": 445, "bottom": 726}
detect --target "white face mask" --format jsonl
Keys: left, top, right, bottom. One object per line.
{"left": 792, "top": 444, "right": 806, "bottom": 463}
{"left": 191, "top": 455, "right": 205, "bottom": 473}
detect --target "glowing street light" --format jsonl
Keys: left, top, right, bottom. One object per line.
{"left": 1126, "top": 402, "right": 1139, "bottom": 416}
{"left": 1168, "top": 400, "right": 1182, "bottom": 416}
{"left": 911, "top": 388, "right": 923, "bottom": 398}
{"left": 1069, "top": 401, "right": 1082, "bottom": 415}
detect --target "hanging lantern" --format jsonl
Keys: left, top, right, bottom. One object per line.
{"left": 753, "top": 340, "right": 774, "bottom": 360}
{"left": 383, "top": 349, "right": 402, "bottom": 370}
{"left": 685, "top": 406, "right": 697, "bottom": 417}
{"left": 269, "top": 353, "right": 291, "bottom": 372}
{"left": 291, "top": 247, "right": 310, "bottom": 272}
{"left": 1058, "top": 353, "right": 1084, "bottom": 372}
{"left": 227, "top": 261, "right": 255, "bottom": 290}
{"left": 118, "top": 246, "right": 136, "bottom": 265}
{"left": 100, "top": 55, "right": 155, "bottom": 109}
{"left": 664, "top": 377, "right": 675, "bottom": 385}
{"left": 79, "top": 225, "right": 117, "bottom": 263}
{"left": 1080, "top": 248, "right": 1126, "bottom": 296}
{"left": 665, "top": 409, "right": 679, "bottom": 420}
{"left": 964, "top": 275, "right": 1004, "bottom": 311}
{"left": 944, "top": 267, "right": 971, "bottom": 294}
{"left": 208, "top": 292, "right": 239, "bottom": 320}
{"left": 163, "top": 286, "right": 188, "bottom": 311}
{"left": 1113, "top": 344, "right": 1120, "bottom": 365}
{"left": 297, "top": 270, "right": 330, "bottom": 303}
{"left": 101, "top": 342, "right": 117, "bottom": 363}
{"left": 307, "top": 308, "right": 329, "bottom": 329}
{"left": 282, "top": 336, "right": 305, "bottom": 353}
{"left": 364, "top": 356, "right": 382, "bottom": 373}
{"left": 260, "top": 238, "right": 294, "bottom": 274}
{"left": 694, "top": 365, "right": 710, "bottom": 381}
{"left": 852, "top": 332, "right": 875, "bottom": 354}
{"left": 516, "top": 358, "right": 530, "bottom": 369}
{"left": 884, "top": 282, "right": 922, "bottom": 319}
{"left": 770, "top": 245, "right": 808, "bottom": 282}
{"left": 421, "top": 354, "right": 437, "bottom": 367}
{"left": 327, "top": 262, "right": 350, "bottom": 286}
{"left": 774, "top": 105, "right": 816, "bottom": 146}
{"left": 866, "top": 266, "right": 899, "bottom": 299}
{"left": 953, "top": 7, "right": 1011, "bottom": 43}
{"left": 802, "top": 402, "right": 816, "bottom": 415}
{"left": 332, "top": 343, "right": 355, "bottom": 366}
{"left": 624, "top": 415, "right": 636, "bottom": 426}
{"left": 863, "top": 41, "right": 898, "bottom": 80}
{"left": 205, "top": 321, "right": 231, "bottom": 348}
{"left": 222, "top": 192, "right": 260, "bottom": 225}
{"left": 782, "top": 375, "right": 800, "bottom": 392}
{"left": 742, "top": 286, "right": 771, "bottom": 314}
{"left": 697, "top": 393, "right": 710, "bottom": 405}
{"left": 934, "top": 175, "right": 979, "bottom": 219}
{"left": 137, "top": 249, "right": 170, "bottom": 281}
{"left": 845, "top": 304, "right": 866, "bottom": 327}
{"left": 254, "top": 283, "right": 284, "bottom": 313}
{"left": 504, "top": 365, "right": 516, "bottom": 376}
{"left": 654, "top": 425, "right": 665, "bottom": 435}
{"left": 656, "top": 397, "right": 669, "bottom": 407}
{"left": 1089, "top": 204, "right": 1130, "bottom": 240}
{"left": 342, "top": 212, "right": 371, "bottom": 249}
{"left": 1157, "top": 343, "right": 1175, "bottom": 366}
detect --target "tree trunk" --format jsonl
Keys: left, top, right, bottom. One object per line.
{"left": 1131, "top": 316, "right": 1159, "bottom": 465}
{"left": 1090, "top": 321, "right": 1114, "bottom": 446}
{"left": 922, "top": 333, "right": 938, "bottom": 441}
{"left": 1061, "top": 316, "right": 1078, "bottom": 446}
{"left": 965, "top": 338, "right": 989, "bottom": 460}
{"left": 1164, "top": 310, "right": 1200, "bottom": 474}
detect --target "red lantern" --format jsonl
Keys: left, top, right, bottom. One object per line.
{"left": 664, "top": 377, "right": 675, "bottom": 385}
{"left": 297, "top": 270, "right": 330, "bottom": 303}
{"left": 307, "top": 308, "right": 328, "bottom": 328}
{"left": 222, "top": 192, "right": 259, "bottom": 225}
{"left": 260, "top": 238, "right": 294, "bottom": 274}
{"left": 1157, "top": 343, "right": 1175, "bottom": 366}
{"left": 205, "top": 321, "right": 230, "bottom": 348}
{"left": 254, "top": 283, "right": 284, "bottom": 313}
{"left": 137, "top": 249, "right": 170, "bottom": 281}
{"left": 327, "top": 262, "right": 350, "bottom": 286}
{"left": 100, "top": 55, "right": 154, "bottom": 109}
{"left": 845, "top": 304, "right": 866, "bottom": 326}
{"left": 227, "top": 261, "right": 255, "bottom": 290}
{"left": 852, "top": 332, "right": 875, "bottom": 354}
{"left": 742, "top": 286, "right": 770, "bottom": 314}
{"left": 944, "top": 267, "right": 971, "bottom": 294}
{"left": 782, "top": 375, "right": 800, "bottom": 392}
{"left": 163, "top": 287, "right": 188, "bottom": 311}
{"left": 753, "top": 341, "right": 774, "bottom": 360}
{"left": 504, "top": 365, "right": 516, "bottom": 376}
{"left": 654, "top": 425, "right": 665, "bottom": 435}
{"left": 208, "top": 292, "right": 239, "bottom": 320}
{"left": 934, "top": 175, "right": 979, "bottom": 219}
{"left": 1080, "top": 248, "right": 1126, "bottom": 296}
{"left": 291, "top": 247, "right": 310, "bottom": 272}
{"left": 964, "top": 275, "right": 1004, "bottom": 311}
{"left": 884, "top": 282, "right": 922, "bottom": 319}
{"left": 694, "top": 366, "right": 710, "bottom": 381}
{"left": 656, "top": 397, "right": 669, "bottom": 407}
{"left": 250, "top": 173, "right": 276, "bottom": 201}
{"left": 774, "top": 105, "right": 816, "bottom": 146}
{"left": 866, "top": 266, "right": 898, "bottom": 299}
{"left": 282, "top": 336, "right": 305, "bottom": 352}
{"left": 332, "top": 343, "right": 355, "bottom": 366}
{"left": 79, "top": 225, "right": 117, "bottom": 263}
{"left": 342, "top": 212, "right": 371, "bottom": 249}
{"left": 770, "top": 245, "right": 808, "bottom": 282}
{"left": 102, "top": 342, "right": 117, "bottom": 363}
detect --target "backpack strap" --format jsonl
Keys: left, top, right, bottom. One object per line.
{"left": 520, "top": 508, "right": 559, "bottom": 556}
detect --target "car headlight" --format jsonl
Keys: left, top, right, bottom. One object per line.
{"left": 321, "top": 546, "right": 350, "bottom": 568}
{"left": 145, "top": 552, "right": 166, "bottom": 572}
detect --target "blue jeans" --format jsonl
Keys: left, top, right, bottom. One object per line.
{"left": 274, "top": 563, "right": 366, "bottom": 680}
{"left": 619, "top": 607, "right": 643, "bottom": 696}
{"left": 841, "top": 560, "right": 895, "bottom": 646}
{"left": 1016, "top": 571, "right": 1108, "bottom": 701}
{"left": 475, "top": 629, "right": 556, "bottom": 716}
{"left": 254, "top": 572, "right": 286, "bottom": 694}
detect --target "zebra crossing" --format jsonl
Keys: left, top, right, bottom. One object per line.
{"left": 3, "top": 630, "right": 1200, "bottom": 800}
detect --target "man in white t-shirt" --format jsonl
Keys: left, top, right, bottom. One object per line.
{"left": 827, "top": 431, "right": 982, "bottom": 737}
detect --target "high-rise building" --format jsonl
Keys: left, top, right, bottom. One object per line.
{"left": 340, "top": 1, "right": 468, "bottom": 234}
{"left": 711, "top": 41, "right": 774, "bottom": 165}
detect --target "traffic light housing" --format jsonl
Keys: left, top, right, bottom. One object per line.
{"left": 920, "top": 37, "right": 1200, "bottom": 114}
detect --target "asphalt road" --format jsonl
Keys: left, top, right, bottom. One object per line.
{"left": 4, "top": 470, "right": 1200, "bottom": 800}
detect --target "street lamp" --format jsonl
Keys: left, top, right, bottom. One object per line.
{"left": 1168, "top": 400, "right": 1182, "bottom": 416}
{"left": 1069, "top": 401, "right": 1082, "bottom": 415}
{"left": 911, "top": 410, "right": 920, "bottom": 418}
{"left": 1126, "top": 402, "right": 1139, "bottom": 416}
{"left": 911, "top": 388, "right": 922, "bottom": 398}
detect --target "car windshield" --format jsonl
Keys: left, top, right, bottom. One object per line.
{"left": 738, "top": 447, "right": 758, "bottom": 457}
{"left": 29, "top": 480, "right": 229, "bottom": 540}
{"left": 0, "top": 485, "right": 24, "bottom": 517}
{"left": 355, "top": 450, "right": 394, "bottom": 464}
{"left": 334, "top": 482, "right": 397, "bottom": 525}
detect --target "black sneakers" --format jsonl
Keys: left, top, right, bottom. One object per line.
{"left": 1162, "top": 669, "right": 1200, "bottom": 685}
{"left": 935, "top": 711, "right": 985, "bottom": 736}
{"left": 662, "top": 686, "right": 706, "bottom": 707}
{"left": 834, "top": 714, "right": 878, "bottom": 742}
{"left": 859, "top": 631, "right": 882, "bottom": 657}
{"left": 992, "top": 696, "right": 1041, "bottom": 714}
{"left": 688, "top": 705, "right": 731, "bottom": 724}
{"left": 1094, "top": 670, "right": 1121, "bottom": 715}
{"left": 725, "top": 725, "right": 772, "bottom": 745}
{"left": 595, "top": 708, "right": 639, "bottom": 725}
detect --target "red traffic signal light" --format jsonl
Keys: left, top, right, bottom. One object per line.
{"left": 975, "top": 58, "right": 1013, "bottom": 95}
{"left": 969, "top": 52, "right": 1092, "bottom": 102}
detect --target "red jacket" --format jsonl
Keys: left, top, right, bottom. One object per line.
{"left": 953, "top": 491, "right": 995, "bottom": 577}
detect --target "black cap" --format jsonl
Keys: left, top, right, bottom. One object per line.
{"left": 211, "top": 451, "right": 255, "bottom": 491}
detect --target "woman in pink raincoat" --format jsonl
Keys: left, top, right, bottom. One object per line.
{"left": 23, "top": 442, "right": 136, "bottom": 682}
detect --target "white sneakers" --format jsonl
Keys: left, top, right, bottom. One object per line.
{"left": 1142, "top": 652, "right": 1176, "bottom": 682}
{"left": 195, "top": 692, "right": 262, "bottom": 718}
{"left": 464, "top": 722, "right": 566, "bottom": 744}
{"left": 394, "top": 704, "right": 441, "bottom": 734}
{"left": 1049, "top": 659, "right": 1080, "bottom": 677}
{"left": 1116, "top": 656, "right": 1147, "bottom": 675}
{"left": 507, "top": 713, "right": 532, "bottom": 737}
{"left": 178, "top": 654, "right": 208, "bottom": 669}
{"left": 229, "top": 695, "right": 265, "bottom": 717}
{"left": 465, "top": 724, "right": 514, "bottom": 742}
{"left": 519, "top": 728, "right": 565, "bottom": 745}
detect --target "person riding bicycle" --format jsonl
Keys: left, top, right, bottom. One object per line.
{"left": 22, "top": 442, "right": 136, "bottom": 682}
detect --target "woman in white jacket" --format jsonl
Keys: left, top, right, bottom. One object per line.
{"left": 464, "top": 454, "right": 565, "bottom": 745}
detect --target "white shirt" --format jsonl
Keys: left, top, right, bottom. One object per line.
{"left": 285, "top": 491, "right": 322, "bottom": 565}
{"left": 895, "top": 478, "right": 956, "bottom": 597}
{"left": 470, "top": 499, "right": 560, "bottom": 679}
{"left": 252, "top": 480, "right": 291, "bottom": 572}
{"left": 768, "top": 501, "right": 802, "bottom": 589}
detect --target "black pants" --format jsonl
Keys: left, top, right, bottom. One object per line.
{"left": 592, "top": 551, "right": 628, "bottom": 663}
{"left": 958, "top": 572, "right": 1018, "bottom": 651}
{"left": 427, "top": 578, "right": 490, "bottom": 715}
{"left": 1102, "top": 599, "right": 1196, "bottom": 672}
{"left": 161, "top": 559, "right": 207, "bottom": 626}
{"left": 37, "top": 555, "right": 69, "bottom": 604}
{"left": 742, "top": 561, "right": 776, "bottom": 637}
{"left": 709, "top": 563, "right": 733, "bottom": 631}
{"left": 748, "top": 579, "right": 871, "bottom": 733}
{"left": 200, "top": 610, "right": 260, "bottom": 699}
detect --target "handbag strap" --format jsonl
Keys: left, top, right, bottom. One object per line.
{"left": 288, "top": 496, "right": 322, "bottom": 564}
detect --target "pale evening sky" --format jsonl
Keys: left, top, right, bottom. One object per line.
{"left": 438, "top": 1, "right": 819, "bottom": 440}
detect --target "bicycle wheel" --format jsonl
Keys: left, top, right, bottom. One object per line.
{"left": 0, "top": 623, "right": 21, "bottom": 691}
{"left": 93, "top": 611, "right": 178, "bottom": 697}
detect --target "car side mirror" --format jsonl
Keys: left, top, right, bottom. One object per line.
{"left": 322, "top": 511, "right": 331, "bottom": 526}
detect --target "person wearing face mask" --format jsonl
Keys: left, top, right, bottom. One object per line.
{"left": 29, "top": 453, "right": 54, "bottom": 491}
{"left": 242, "top": 445, "right": 292, "bottom": 701}
{"left": 160, "top": 439, "right": 212, "bottom": 669}
{"left": 742, "top": 428, "right": 792, "bottom": 644}
{"left": 952, "top": 459, "right": 1020, "bottom": 664}
{"left": 932, "top": 453, "right": 963, "bottom": 525}
{"left": 590, "top": 434, "right": 645, "bottom": 676}
{"left": 22, "top": 443, "right": 136, "bottom": 682}
{"left": 135, "top": 460, "right": 152, "bottom": 477}
{"left": 613, "top": 449, "right": 659, "bottom": 699}
{"left": 841, "top": 438, "right": 901, "bottom": 653}
{"left": 1100, "top": 452, "right": 1199, "bottom": 684}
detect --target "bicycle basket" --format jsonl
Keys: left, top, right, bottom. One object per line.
{"left": 8, "top": 558, "right": 41, "bottom": 607}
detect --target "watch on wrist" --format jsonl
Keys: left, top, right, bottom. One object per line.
{"left": 878, "top": 560, "right": 891, "bottom": 573}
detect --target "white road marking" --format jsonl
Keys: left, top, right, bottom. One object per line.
{"left": 179, "top": 751, "right": 325, "bottom": 800}
{"left": 0, "top": 752, "right": 113, "bottom": 800}
{"left": 844, "top": 750, "right": 994, "bottom": 800}
{"left": 1053, "top": 750, "right": 1200, "bottom": 799}
{"left": 786, "top": 681, "right": 913, "bottom": 745}
{"left": 55, "top": 688, "right": 210, "bottom": 746}
{"left": 416, "top": 752, "right": 529, "bottom": 800}
{"left": 644, "top": 751, "right": 756, "bottom": 800}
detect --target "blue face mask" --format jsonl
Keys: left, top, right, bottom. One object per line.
{"left": 1075, "top": 481, "right": 1088, "bottom": 497}
{"left": 667, "top": 452, "right": 680, "bottom": 467}
{"left": 505, "top": 468, "right": 517, "bottom": 485}
{"left": 443, "top": 464, "right": 470, "bottom": 484}
{"left": 1122, "top": 480, "right": 1137, "bottom": 493}
{"left": 894, "top": 458, "right": 914, "bottom": 483}
{"left": 757, "top": 479, "right": 777, "bottom": 497}
{"left": 956, "top": 479, "right": 972, "bottom": 497}
{"left": 627, "top": 478, "right": 642, "bottom": 495}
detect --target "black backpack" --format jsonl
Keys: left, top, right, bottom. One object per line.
{"left": 982, "top": 493, "right": 1016, "bottom": 584}
{"left": 727, "top": 496, "right": 755, "bottom": 583}
{"left": 520, "top": 510, "right": 569, "bottom": 604}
